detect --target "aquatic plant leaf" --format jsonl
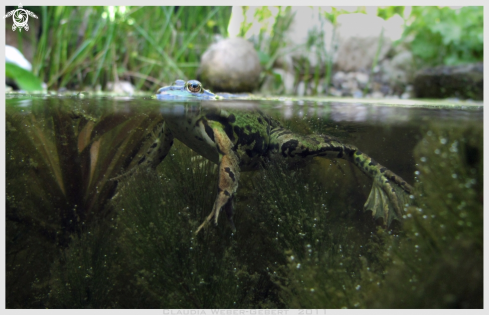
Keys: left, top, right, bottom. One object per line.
{"left": 80, "top": 111, "right": 165, "bottom": 214}
{"left": 88, "top": 138, "right": 101, "bottom": 189}
{"left": 20, "top": 113, "right": 66, "bottom": 195}
{"left": 6, "top": 62, "right": 43, "bottom": 91}
{"left": 78, "top": 120, "right": 95, "bottom": 153}
{"left": 6, "top": 98, "right": 170, "bottom": 244}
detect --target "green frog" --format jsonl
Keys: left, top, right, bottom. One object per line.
{"left": 115, "top": 79, "right": 414, "bottom": 234}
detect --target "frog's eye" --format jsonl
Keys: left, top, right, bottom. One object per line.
{"left": 186, "top": 80, "right": 203, "bottom": 93}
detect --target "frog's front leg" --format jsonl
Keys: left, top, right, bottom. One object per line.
{"left": 112, "top": 121, "right": 174, "bottom": 181}
{"left": 195, "top": 126, "right": 240, "bottom": 234}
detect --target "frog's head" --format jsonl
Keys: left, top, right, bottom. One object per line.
{"left": 156, "top": 79, "right": 220, "bottom": 100}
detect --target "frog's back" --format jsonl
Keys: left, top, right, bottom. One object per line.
{"left": 225, "top": 109, "right": 272, "bottom": 170}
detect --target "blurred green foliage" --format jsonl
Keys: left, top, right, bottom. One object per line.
{"left": 404, "top": 6, "right": 483, "bottom": 66}
{"left": 376, "top": 6, "right": 405, "bottom": 20}
{"left": 246, "top": 6, "right": 483, "bottom": 96}
{"left": 30, "top": 6, "right": 231, "bottom": 91}
{"left": 6, "top": 62, "right": 43, "bottom": 91}
{"left": 7, "top": 6, "right": 483, "bottom": 94}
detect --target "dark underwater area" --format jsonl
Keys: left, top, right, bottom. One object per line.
{"left": 5, "top": 95, "right": 483, "bottom": 308}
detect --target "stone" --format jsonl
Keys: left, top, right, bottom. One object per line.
{"left": 106, "top": 81, "right": 135, "bottom": 95}
{"left": 328, "top": 87, "right": 342, "bottom": 97}
{"left": 370, "top": 91, "right": 384, "bottom": 99}
{"left": 391, "top": 50, "right": 415, "bottom": 79}
{"left": 400, "top": 85, "right": 414, "bottom": 99}
{"left": 371, "top": 81, "right": 382, "bottom": 92}
{"left": 296, "top": 81, "right": 306, "bottom": 97}
{"left": 355, "top": 72, "right": 369, "bottom": 89}
{"left": 380, "top": 84, "right": 391, "bottom": 96}
{"left": 413, "top": 63, "right": 483, "bottom": 100}
{"left": 381, "top": 50, "right": 415, "bottom": 88}
{"left": 341, "top": 79, "right": 358, "bottom": 92}
{"left": 334, "top": 13, "right": 392, "bottom": 72}
{"left": 198, "top": 38, "right": 261, "bottom": 92}
{"left": 332, "top": 71, "right": 346, "bottom": 88}
{"left": 352, "top": 90, "right": 363, "bottom": 98}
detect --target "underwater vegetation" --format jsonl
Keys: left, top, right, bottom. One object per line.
{"left": 272, "top": 122, "right": 483, "bottom": 309}
{"left": 363, "top": 122, "right": 483, "bottom": 308}
{"left": 6, "top": 98, "right": 165, "bottom": 307}
{"left": 113, "top": 145, "right": 269, "bottom": 308}
{"left": 111, "top": 140, "right": 383, "bottom": 308}
{"left": 6, "top": 100, "right": 482, "bottom": 308}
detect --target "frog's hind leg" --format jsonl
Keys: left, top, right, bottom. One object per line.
{"left": 269, "top": 129, "right": 413, "bottom": 225}
{"left": 111, "top": 121, "right": 174, "bottom": 181}
{"left": 195, "top": 127, "right": 240, "bottom": 234}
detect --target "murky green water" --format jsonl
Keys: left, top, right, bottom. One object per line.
{"left": 6, "top": 94, "right": 482, "bottom": 308}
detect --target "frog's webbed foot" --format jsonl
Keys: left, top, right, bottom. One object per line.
{"left": 362, "top": 167, "right": 414, "bottom": 225}
{"left": 196, "top": 127, "right": 239, "bottom": 234}
{"left": 348, "top": 151, "right": 414, "bottom": 225}
{"left": 111, "top": 121, "right": 174, "bottom": 182}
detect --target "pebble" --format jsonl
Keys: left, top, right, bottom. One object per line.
{"left": 352, "top": 90, "right": 364, "bottom": 98}
{"left": 296, "top": 81, "right": 306, "bottom": 97}
{"left": 370, "top": 91, "right": 384, "bottom": 99}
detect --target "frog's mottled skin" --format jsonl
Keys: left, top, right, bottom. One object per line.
{"left": 116, "top": 80, "right": 414, "bottom": 233}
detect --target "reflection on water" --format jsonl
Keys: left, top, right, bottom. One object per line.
{"left": 6, "top": 95, "right": 483, "bottom": 308}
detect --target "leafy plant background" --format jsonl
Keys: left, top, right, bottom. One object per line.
{"left": 5, "top": 6, "right": 483, "bottom": 93}
{"left": 403, "top": 6, "right": 483, "bottom": 67}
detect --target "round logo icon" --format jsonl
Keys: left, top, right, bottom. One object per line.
{"left": 4, "top": 4, "right": 38, "bottom": 32}
{"left": 13, "top": 9, "right": 29, "bottom": 29}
